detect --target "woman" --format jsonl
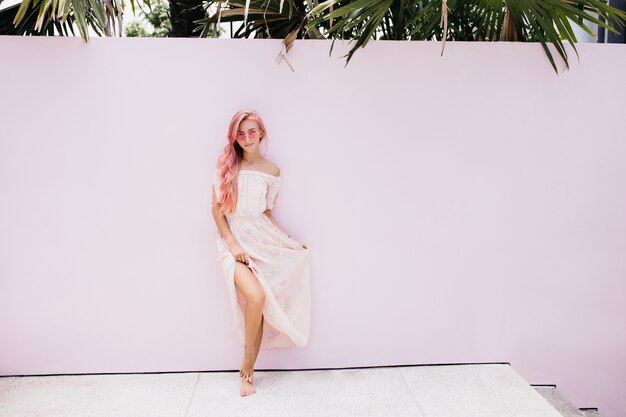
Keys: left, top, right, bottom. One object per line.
{"left": 211, "top": 109, "right": 311, "bottom": 397}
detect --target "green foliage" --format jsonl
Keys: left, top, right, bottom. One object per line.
{"left": 125, "top": 20, "right": 151, "bottom": 36}
{"left": 2, "top": 0, "right": 625, "bottom": 74}
{"left": 304, "top": 0, "right": 626, "bottom": 73}
{"left": 0, "top": 0, "right": 134, "bottom": 38}
{"left": 125, "top": 0, "right": 172, "bottom": 37}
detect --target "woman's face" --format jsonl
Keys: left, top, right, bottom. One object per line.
{"left": 236, "top": 119, "right": 262, "bottom": 153}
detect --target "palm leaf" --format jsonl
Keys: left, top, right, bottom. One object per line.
{"left": 4, "top": 0, "right": 139, "bottom": 40}
{"left": 306, "top": 0, "right": 626, "bottom": 74}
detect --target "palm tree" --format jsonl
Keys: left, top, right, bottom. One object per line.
{"left": 169, "top": 0, "right": 206, "bottom": 36}
{"left": 2, "top": 0, "right": 625, "bottom": 74}
{"left": 0, "top": 0, "right": 129, "bottom": 37}
{"left": 0, "top": 0, "right": 209, "bottom": 38}
{"left": 201, "top": 0, "right": 626, "bottom": 73}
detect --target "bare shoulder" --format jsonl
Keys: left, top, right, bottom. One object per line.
{"left": 269, "top": 163, "right": 280, "bottom": 177}
{"left": 262, "top": 159, "right": 280, "bottom": 177}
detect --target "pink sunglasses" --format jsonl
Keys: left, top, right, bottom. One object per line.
{"left": 236, "top": 130, "right": 259, "bottom": 141}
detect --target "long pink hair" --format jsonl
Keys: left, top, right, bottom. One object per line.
{"left": 215, "top": 109, "right": 269, "bottom": 217}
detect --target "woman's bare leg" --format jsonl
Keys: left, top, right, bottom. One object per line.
{"left": 243, "top": 302, "right": 264, "bottom": 385}
{"left": 250, "top": 314, "right": 264, "bottom": 381}
{"left": 233, "top": 261, "right": 265, "bottom": 394}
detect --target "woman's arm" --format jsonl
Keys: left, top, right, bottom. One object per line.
{"left": 212, "top": 187, "right": 255, "bottom": 262}
{"left": 212, "top": 186, "right": 237, "bottom": 246}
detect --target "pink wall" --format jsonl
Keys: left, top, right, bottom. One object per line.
{"left": 0, "top": 37, "right": 624, "bottom": 417}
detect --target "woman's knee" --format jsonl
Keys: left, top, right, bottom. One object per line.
{"left": 247, "top": 288, "right": 265, "bottom": 306}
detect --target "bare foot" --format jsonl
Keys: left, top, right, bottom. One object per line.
{"left": 240, "top": 378, "right": 256, "bottom": 396}
{"left": 239, "top": 345, "right": 256, "bottom": 383}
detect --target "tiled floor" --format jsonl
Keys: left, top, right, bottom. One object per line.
{"left": 0, "top": 363, "right": 563, "bottom": 417}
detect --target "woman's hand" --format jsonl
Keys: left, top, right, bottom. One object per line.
{"left": 229, "top": 242, "right": 250, "bottom": 264}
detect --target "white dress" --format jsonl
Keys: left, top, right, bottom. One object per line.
{"left": 212, "top": 168, "right": 311, "bottom": 349}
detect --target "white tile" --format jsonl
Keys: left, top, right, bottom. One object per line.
{"left": 0, "top": 365, "right": 568, "bottom": 417}
{"left": 534, "top": 385, "right": 584, "bottom": 417}
{"left": 399, "top": 364, "right": 562, "bottom": 417}
{"left": 422, "top": 413, "right": 562, "bottom": 417}
{"left": 0, "top": 373, "right": 198, "bottom": 417}
{"left": 186, "top": 367, "right": 423, "bottom": 417}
